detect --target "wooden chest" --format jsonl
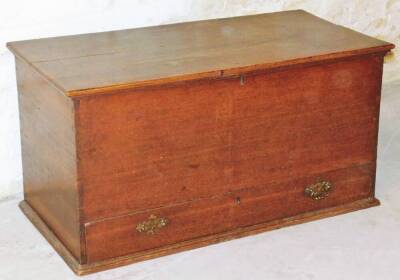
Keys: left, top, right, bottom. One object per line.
{"left": 8, "top": 10, "right": 394, "bottom": 275}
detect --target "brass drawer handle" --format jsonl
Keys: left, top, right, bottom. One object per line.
{"left": 136, "top": 214, "right": 168, "bottom": 235}
{"left": 305, "top": 180, "right": 332, "bottom": 200}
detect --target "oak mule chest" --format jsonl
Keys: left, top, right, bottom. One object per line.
{"left": 8, "top": 10, "right": 394, "bottom": 275}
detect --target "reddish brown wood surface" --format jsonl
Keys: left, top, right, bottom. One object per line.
{"left": 19, "top": 197, "right": 380, "bottom": 275}
{"left": 9, "top": 10, "right": 394, "bottom": 274}
{"left": 7, "top": 10, "right": 393, "bottom": 96}
{"left": 16, "top": 58, "right": 81, "bottom": 260}
{"left": 77, "top": 54, "right": 383, "bottom": 221}
{"left": 84, "top": 163, "right": 374, "bottom": 263}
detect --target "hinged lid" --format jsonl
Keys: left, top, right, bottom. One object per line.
{"left": 7, "top": 10, "right": 394, "bottom": 97}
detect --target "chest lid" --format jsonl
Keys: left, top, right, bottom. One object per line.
{"left": 7, "top": 10, "right": 394, "bottom": 97}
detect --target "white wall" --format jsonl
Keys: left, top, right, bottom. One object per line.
{"left": 1, "top": 0, "right": 399, "bottom": 199}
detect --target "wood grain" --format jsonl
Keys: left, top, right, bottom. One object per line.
{"left": 9, "top": 10, "right": 393, "bottom": 274}
{"left": 16, "top": 58, "right": 81, "bottom": 261}
{"left": 19, "top": 198, "right": 380, "bottom": 275}
{"left": 85, "top": 163, "right": 375, "bottom": 263}
{"left": 7, "top": 10, "right": 394, "bottom": 96}
{"left": 77, "top": 54, "right": 384, "bottom": 221}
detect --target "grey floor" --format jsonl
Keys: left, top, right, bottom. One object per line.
{"left": 1, "top": 82, "right": 399, "bottom": 280}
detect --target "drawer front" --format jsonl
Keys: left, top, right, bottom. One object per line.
{"left": 85, "top": 163, "right": 374, "bottom": 263}
{"left": 78, "top": 55, "right": 383, "bottom": 221}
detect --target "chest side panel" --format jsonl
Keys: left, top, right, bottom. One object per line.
{"left": 77, "top": 54, "right": 383, "bottom": 221}
{"left": 16, "top": 59, "right": 81, "bottom": 260}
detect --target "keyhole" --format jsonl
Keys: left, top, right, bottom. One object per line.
{"left": 235, "top": 197, "right": 241, "bottom": 204}
{"left": 240, "top": 75, "right": 245, "bottom": 86}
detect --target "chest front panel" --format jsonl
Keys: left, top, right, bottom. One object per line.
{"left": 77, "top": 55, "right": 383, "bottom": 222}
